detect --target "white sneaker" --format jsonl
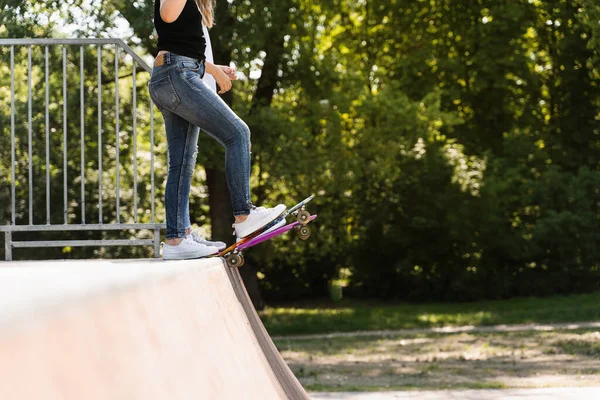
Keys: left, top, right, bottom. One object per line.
{"left": 163, "top": 236, "right": 219, "bottom": 260}
{"left": 233, "top": 204, "right": 286, "bottom": 238}
{"left": 188, "top": 228, "right": 226, "bottom": 251}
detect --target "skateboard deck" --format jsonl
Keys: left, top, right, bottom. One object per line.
{"left": 239, "top": 214, "right": 317, "bottom": 251}
{"left": 218, "top": 195, "right": 316, "bottom": 268}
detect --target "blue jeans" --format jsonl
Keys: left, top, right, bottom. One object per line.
{"left": 148, "top": 52, "right": 251, "bottom": 239}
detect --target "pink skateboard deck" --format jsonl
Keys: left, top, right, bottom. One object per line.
{"left": 218, "top": 195, "right": 316, "bottom": 268}
{"left": 238, "top": 215, "right": 317, "bottom": 251}
{"left": 222, "top": 215, "right": 317, "bottom": 268}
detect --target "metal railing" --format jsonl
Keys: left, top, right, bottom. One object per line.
{"left": 0, "top": 38, "right": 165, "bottom": 261}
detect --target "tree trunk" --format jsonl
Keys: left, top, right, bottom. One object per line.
{"left": 205, "top": 168, "right": 232, "bottom": 242}
{"left": 210, "top": 1, "right": 265, "bottom": 310}
{"left": 249, "top": 5, "right": 290, "bottom": 113}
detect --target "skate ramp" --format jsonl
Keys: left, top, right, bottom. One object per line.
{"left": 0, "top": 258, "right": 309, "bottom": 400}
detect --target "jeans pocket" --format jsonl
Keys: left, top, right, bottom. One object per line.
{"left": 179, "top": 60, "right": 206, "bottom": 80}
{"left": 149, "top": 73, "right": 181, "bottom": 111}
{"left": 179, "top": 60, "right": 201, "bottom": 72}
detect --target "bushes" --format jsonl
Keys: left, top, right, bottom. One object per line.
{"left": 347, "top": 136, "right": 600, "bottom": 302}
{"left": 247, "top": 77, "right": 600, "bottom": 302}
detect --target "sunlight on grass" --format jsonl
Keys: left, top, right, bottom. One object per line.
{"left": 264, "top": 307, "right": 354, "bottom": 317}
{"left": 417, "top": 311, "right": 493, "bottom": 326}
{"left": 260, "top": 291, "right": 600, "bottom": 336}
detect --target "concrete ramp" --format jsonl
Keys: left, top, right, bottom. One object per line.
{"left": 0, "top": 259, "right": 309, "bottom": 400}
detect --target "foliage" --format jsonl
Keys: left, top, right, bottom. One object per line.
{"left": 1, "top": 0, "right": 599, "bottom": 301}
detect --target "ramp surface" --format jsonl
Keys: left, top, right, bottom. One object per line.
{"left": 0, "top": 258, "right": 309, "bottom": 400}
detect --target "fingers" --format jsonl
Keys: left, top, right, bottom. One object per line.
{"left": 226, "top": 67, "right": 237, "bottom": 80}
{"left": 219, "top": 65, "right": 238, "bottom": 80}
{"left": 216, "top": 66, "right": 235, "bottom": 93}
{"left": 218, "top": 78, "right": 232, "bottom": 94}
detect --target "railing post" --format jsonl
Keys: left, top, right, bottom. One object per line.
{"left": 63, "top": 45, "right": 68, "bottom": 224}
{"left": 5, "top": 232, "right": 12, "bottom": 261}
{"left": 10, "top": 45, "right": 16, "bottom": 226}
{"left": 28, "top": 46, "right": 33, "bottom": 225}
{"left": 115, "top": 45, "right": 121, "bottom": 224}
{"left": 98, "top": 44, "right": 103, "bottom": 224}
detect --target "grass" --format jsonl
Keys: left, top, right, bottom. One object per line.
{"left": 303, "top": 382, "right": 508, "bottom": 392}
{"left": 259, "top": 291, "right": 600, "bottom": 336}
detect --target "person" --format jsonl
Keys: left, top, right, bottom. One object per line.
{"left": 149, "top": 0, "right": 286, "bottom": 260}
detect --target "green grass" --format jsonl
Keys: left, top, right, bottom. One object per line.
{"left": 259, "top": 291, "right": 600, "bottom": 336}
{"left": 303, "top": 382, "right": 508, "bottom": 392}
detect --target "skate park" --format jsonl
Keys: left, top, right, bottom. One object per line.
{"left": 2, "top": 2, "right": 600, "bottom": 399}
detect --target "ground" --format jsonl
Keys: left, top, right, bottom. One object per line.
{"left": 273, "top": 328, "right": 600, "bottom": 392}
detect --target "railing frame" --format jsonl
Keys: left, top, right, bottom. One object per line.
{"left": 1, "top": 38, "right": 165, "bottom": 261}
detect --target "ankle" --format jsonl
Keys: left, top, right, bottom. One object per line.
{"left": 166, "top": 238, "right": 184, "bottom": 246}
{"left": 235, "top": 215, "right": 249, "bottom": 224}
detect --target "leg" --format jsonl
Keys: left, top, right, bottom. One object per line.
{"left": 159, "top": 58, "right": 285, "bottom": 239}
{"left": 161, "top": 107, "right": 200, "bottom": 241}
{"left": 170, "top": 73, "right": 251, "bottom": 217}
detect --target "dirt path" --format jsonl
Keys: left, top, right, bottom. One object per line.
{"left": 273, "top": 323, "right": 600, "bottom": 391}
{"left": 310, "top": 387, "right": 600, "bottom": 400}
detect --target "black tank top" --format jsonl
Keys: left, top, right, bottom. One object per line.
{"left": 154, "top": 0, "right": 206, "bottom": 61}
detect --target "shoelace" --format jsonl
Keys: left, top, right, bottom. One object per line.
{"left": 248, "top": 202, "right": 272, "bottom": 214}
{"left": 186, "top": 235, "right": 214, "bottom": 248}
{"left": 252, "top": 206, "right": 269, "bottom": 215}
{"left": 189, "top": 232, "right": 203, "bottom": 243}
{"left": 188, "top": 230, "right": 214, "bottom": 245}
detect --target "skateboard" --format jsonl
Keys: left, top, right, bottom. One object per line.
{"left": 218, "top": 195, "right": 316, "bottom": 268}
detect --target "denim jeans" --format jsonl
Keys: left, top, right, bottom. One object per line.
{"left": 148, "top": 52, "right": 251, "bottom": 239}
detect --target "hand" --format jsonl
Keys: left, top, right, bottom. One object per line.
{"left": 213, "top": 67, "right": 232, "bottom": 94}
{"left": 218, "top": 65, "right": 238, "bottom": 80}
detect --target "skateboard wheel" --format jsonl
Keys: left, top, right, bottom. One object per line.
{"left": 297, "top": 225, "right": 311, "bottom": 240}
{"left": 297, "top": 210, "right": 311, "bottom": 225}
{"left": 226, "top": 253, "right": 243, "bottom": 268}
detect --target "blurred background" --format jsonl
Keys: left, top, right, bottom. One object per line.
{"left": 1, "top": 0, "right": 599, "bottom": 392}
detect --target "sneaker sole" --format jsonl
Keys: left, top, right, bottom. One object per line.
{"left": 262, "top": 219, "right": 286, "bottom": 236}
{"left": 194, "top": 242, "right": 226, "bottom": 252}
{"left": 163, "top": 248, "right": 219, "bottom": 260}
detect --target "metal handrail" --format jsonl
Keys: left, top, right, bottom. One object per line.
{"left": 0, "top": 38, "right": 152, "bottom": 73}
{"left": 1, "top": 38, "right": 162, "bottom": 260}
